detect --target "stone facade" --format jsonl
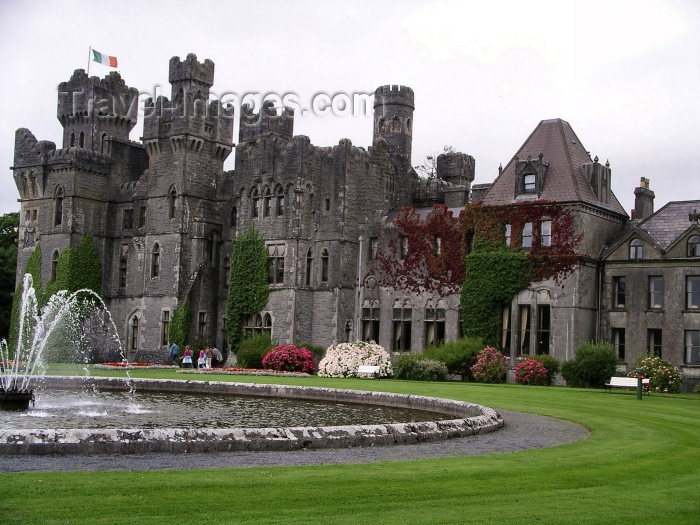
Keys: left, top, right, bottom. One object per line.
{"left": 11, "top": 54, "right": 699, "bottom": 387}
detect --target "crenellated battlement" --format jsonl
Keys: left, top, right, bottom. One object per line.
{"left": 239, "top": 100, "right": 295, "bottom": 143}
{"left": 169, "top": 53, "right": 215, "bottom": 88}
{"left": 374, "top": 85, "right": 415, "bottom": 109}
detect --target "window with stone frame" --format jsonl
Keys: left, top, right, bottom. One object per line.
{"left": 629, "top": 238, "right": 643, "bottom": 260}
{"left": 687, "top": 276, "right": 700, "bottom": 309}
{"left": 161, "top": 310, "right": 170, "bottom": 346}
{"left": 130, "top": 315, "right": 139, "bottom": 350}
{"left": 501, "top": 305, "right": 511, "bottom": 354}
{"left": 424, "top": 301, "right": 446, "bottom": 347}
{"left": 263, "top": 187, "right": 272, "bottom": 217}
{"left": 267, "top": 243, "right": 285, "bottom": 285}
{"left": 244, "top": 313, "right": 272, "bottom": 338}
{"left": 138, "top": 206, "right": 146, "bottom": 228}
{"left": 168, "top": 187, "right": 177, "bottom": 219}
{"left": 523, "top": 173, "right": 536, "bottom": 193}
{"left": 151, "top": 244, "right": 161, "bottom": 278}
{"left": 119, "top": 257, "right": 127, "bottom": 289}
{"left": 522, "top": 222, "right": 533, "bottom": 249}
{"left": 612, "top": 328, "right": 625, "bottom": 360}
{"left": 122, "top": 209, "right": 133, "bottom": 230}
{"left": 685, "top": 330, "right": 700, "bottom": 364}
{"left": 54, "top": 186, "right": 64, "bottom": 226}
{"left": 392, "top": 301, "right": 412, "bottom": 352}
{"left": 321, "top": 249, "right": 329, "bottom": 283}
{"left": 540, "top": 219, "right": 552, "bottom": 247}
{"left": 362, "top": 301, "right": 380, "bottom": 343}
{"left": 198, "top": 311, "right": 207, "bottom": 340}
{"left": 504, "top": 224, "right": 511, "bottom": 247}
{"left": 536, "top": 305, "right": 550, "bottom": 355}
{"left": 51, "top": 250, "right": 59, "bottom": 280}
{"left": 251, "top": 188, "right": 259, "bottom": 219}
{"left": 518, "top": 305, "right": 531, "bottom": 354}
{"left": 305, "top": 248, "right": 313, "bottom": 286}
{"left": 275, "top": 186, "right": 285, "bottom": 216}
{"left": 612, "top": 276, "right": 626, "bottom": 309}
{"left": 648, "top": 328, "right": 662, "bottom": 358}
{"left": 399, "top": 235, "right": 408, "bottom": 260}
{"left": 369, "top": 237, "right": 378, "bottom": 260}
{"left": 648, "top": 276, "right": 663, "bottom": 309}
{"left": 688, "top": 235, "right": 700, "bottom": 257}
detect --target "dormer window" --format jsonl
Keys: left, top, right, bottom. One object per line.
{"left": 688, "top": 235, "right": 700, "bottom": 257}
{"left": 629, "top": 239, "right": 643, "bottom": 260}
{"left": 524, "top": 174, "right": 536, "bottom": 193}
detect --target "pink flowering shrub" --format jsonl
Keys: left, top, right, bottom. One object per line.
{"left": 470, "top": 347, "right": 507, "bottom": 383}
{"left": 262, "top": 344, "right": 316, "bottom": 374}
{"left": 515, "top": 358, "right": 548, "bottom": 386}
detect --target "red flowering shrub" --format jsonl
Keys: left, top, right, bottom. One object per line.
{"left": 515, "top": 359, "right": 548, "bottom": 386}
{"left": 262, "top": 344, "right": 316, "bottom": 374}
{"left": 470, "top": 347, "right": 507, "bottom": 383}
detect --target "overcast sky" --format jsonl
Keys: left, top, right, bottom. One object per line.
{"left": 1, "top": 0, "right": 698, "bottom": 217}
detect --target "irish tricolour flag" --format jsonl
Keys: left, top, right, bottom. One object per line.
{"left": 92, "top": 49, "right": 118, "bottom": 68}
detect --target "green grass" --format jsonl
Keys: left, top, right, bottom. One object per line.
{"left": 2, "top": 367, "right": 699, "bottom": 524}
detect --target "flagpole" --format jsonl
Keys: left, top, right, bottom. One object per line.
{"left": 87, "top": 46, "right": 92, "bottom": 76}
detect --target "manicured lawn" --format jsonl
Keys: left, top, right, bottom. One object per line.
{"left": 1, "top": 368, "right": 699, "bottom": 524}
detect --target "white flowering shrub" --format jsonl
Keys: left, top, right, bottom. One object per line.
{"left": 317, "top": 340, "right": 393, "bottom": 378}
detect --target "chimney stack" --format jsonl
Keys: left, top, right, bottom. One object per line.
{"left": 634, "top": 177, "right": 654, "bottom": 221}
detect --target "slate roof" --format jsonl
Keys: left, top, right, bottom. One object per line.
{"left": 481, "top": 118, "right": 627, "bottom": 216}
{"left": 637, "top": 200, "right": 700, "bottom": 250}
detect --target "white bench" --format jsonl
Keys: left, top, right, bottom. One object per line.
{"left": 605, "top": 376, "right": 650, "bottom": 394}
{"left": 357, "top": 365, "right": 381, "bottom": 378}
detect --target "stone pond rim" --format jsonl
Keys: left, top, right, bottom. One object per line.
{"left": 0, "top": 376, "right": 504, "bottom": 455}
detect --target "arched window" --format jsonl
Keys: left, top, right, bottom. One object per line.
{"left": 688, "top": 235, "right": 700, "bottom": 257}
{"left": 629, "top": 238, "right": 643, "bottom": 260}
{"left": 263, "top": 313, "right": 272, "bottom": 335}
{"left": 321, "top": 249, "right": 329, "bottom": 283}
{"left": 151, "top": 243, "right": 160, "bottom": 277}
{"left": 168, "top": 187, "right": 177, "bottom": 219}
{"left": 305, "top": 247, "right": 313, "bottom": 286}
{"left": 362, "top": 300, "right": 380, "bottom": 343}
{"left": 70, "top": 132, "right": 75, "bottom": 147}
{"left": 263, "top": 187, "right": 272, "bottom": 217}
{"left": 425, "top": 300, "right": 446, "bottom": 347}
{"left": 392, "top": 300, "right": 412, "bottom": 352}
{"left": 251, "top": 188, "right": 259, "bottom": 219}
{"left": 276, "top": 186, "right": 285, "bottom": 216}
{"left": 224, "top": 256, "right": 230, "bottom": 288}
{"left": 79, "top": 131, "right": 85, "bottom": 148}
{"left": 54, "top": 186, "right": 64, "bottom": 226}
{"left": 130, "top": 315, "right": 139, "bottom": 350}
{"left": 51, "top": 250, "right": 60, "bottom": 280}
{"left": 101, "top": 133, "right": 108, "bottom": 154}
{"left": 230, "top": 206, "right": 237, "bottom": 230}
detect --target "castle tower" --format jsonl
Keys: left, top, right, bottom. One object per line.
{"left": 57, "top": 69, "right": 138, "bottom": 152}
{"left": 373, "top": 85, "right": 414, "bottom": 166}
{"left": 168, "top": 53, "right": 215, "bottom": 115}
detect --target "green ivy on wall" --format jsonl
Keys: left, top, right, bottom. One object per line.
{"left": 168, "top": 297, "right": 190, "bottom": 348}
{"left": 44, "top": 235, "right": 102, "bottom": 301}
{"left": 461, "top": 250, "right": 532, "bottom": 347}
{"left": 225, "top": 223, "right": 270, "bottom": 353}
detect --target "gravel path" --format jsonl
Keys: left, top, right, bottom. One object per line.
{"left": 0, "top": 411, "right": 588, "bottom": 473}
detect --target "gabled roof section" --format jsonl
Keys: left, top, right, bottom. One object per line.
{"left": 481, "top": 119, "right": 627, "bottom": 216}
{"left": 637, "top": 200, "right": 700, "bottom": 250}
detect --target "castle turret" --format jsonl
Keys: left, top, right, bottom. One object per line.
{"left": 169, "top": 53, "right": 215, "bottom": 115}
{"left": 373, "top": 85, "right": 414, "bottom": 166}
{"left": 57, "top": 69, "right": 138, "bottom": 152}
{"left": 239, "top": 100, "right": 295, "bottom": 143}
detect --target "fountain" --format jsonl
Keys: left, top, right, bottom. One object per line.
{"left": 0, "top": 274, "right": 121, "bottom": 411}
{"left": 0, "top": 273, "right": 504, "bottom": 455}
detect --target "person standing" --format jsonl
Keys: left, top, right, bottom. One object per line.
{"left": 168, "top": 342, "right": 179, "bottom": 365}
{"left": 205, "top": 346, "right": 213, "bottom": 369}
{"left": 181, "top": 346, "right": 193, "bottom": 368}
{"left": 212, "top": 346, "right": 223, "bottom": 367}
{"left": 197, "top": 348, "right": 206, "bottom": 369}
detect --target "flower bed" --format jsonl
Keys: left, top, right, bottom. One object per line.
{"left": 178, "top": 367, "right": 309, "bottom": 377}
{"left": 95, "top": 362, "right": 178, "bottom": 370}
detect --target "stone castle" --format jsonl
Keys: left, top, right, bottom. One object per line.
{"left": 11, "top": 54, "right": 700, "bottom": 386}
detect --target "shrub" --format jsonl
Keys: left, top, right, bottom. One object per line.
{"left": 630, "top": 355, "right": 682, "bottom": 394}
{"left": 694, "top": 382, "right": 700, "bottom": 394}
{"left": 317, "top": 340, "right": 393, "bottom": 378}
{"left": 470, "top": 346, "right": 507, "bottom": 383}
{"left": 422, "top": 337, "right": 483, "bottom": 380}
{"left": 394, "top": 354, "right": 448, "bottom": 381}
{"left": 262, "top": 344, "right": 316, "bottom": 374}
{"left": 515, "top": 358, "right": 548, "bottom": 386}
{"left": 236, "top": 333, "right": 275, "bottom": 369}
{"left": 561, "top": 341, "right": 617, "bottom": 388}
{"left": 530, "top": 354, "right": 560, "bottom": 386}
